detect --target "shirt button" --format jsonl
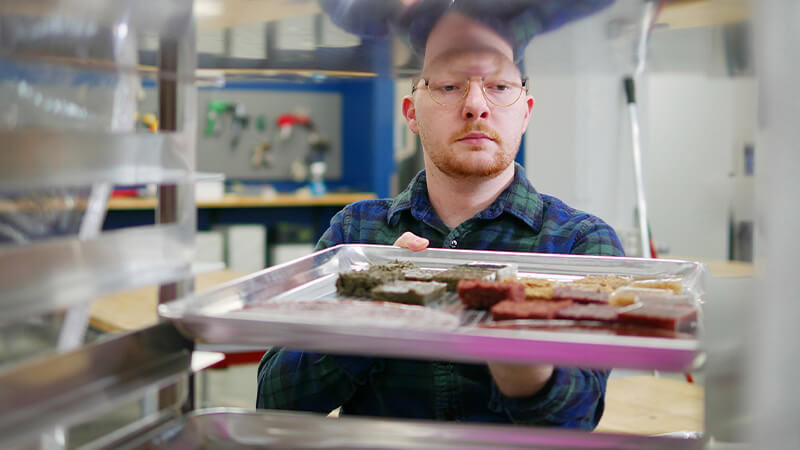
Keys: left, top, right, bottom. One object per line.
{"left": 450, "top": 239, "right": 458, "bottom": 248}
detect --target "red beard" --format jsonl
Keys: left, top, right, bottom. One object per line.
{"left": 421, "top": 122, "right": 517, "bottom": 178}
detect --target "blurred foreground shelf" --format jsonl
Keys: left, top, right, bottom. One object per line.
{"left": 107, "top": 192, "right": 377, "bottom": 210}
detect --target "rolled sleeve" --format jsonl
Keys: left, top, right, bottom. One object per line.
{"left": 487, "top": 367, "right": 609, "bottom": 429}
{"left": 315, "top": 210, "right": 347, "bottom": 251}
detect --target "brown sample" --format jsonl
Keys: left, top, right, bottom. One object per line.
{"left": 401, "top": 268, "right": 439, "bottom": 282}
{"left": 336, "top": 261, "right": 419, "bottom": 298}
{"left": 371, "top": 281, "right": 447, "bottom": 305}
{"left": 434, "top": 266, "right": 495, "bottom": 292}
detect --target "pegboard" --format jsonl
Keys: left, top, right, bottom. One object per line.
{"left": 140, "top": 88, "right": 342, "bottom": 180}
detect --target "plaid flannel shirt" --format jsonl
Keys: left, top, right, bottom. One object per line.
{"left": 257, "top": 163, "right": 624, "bottom": 429}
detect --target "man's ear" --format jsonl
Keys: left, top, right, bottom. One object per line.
{"left": 520, "top": 95, "right": 535, "bottom": 134}
{"left": 402, "top": 96, "right": 420, "bottom": 135}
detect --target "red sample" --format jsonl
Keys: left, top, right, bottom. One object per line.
{"left": 555, "top": 304, "right": 621, "bottom": 322}
{"left": 491, "top": 299, "right": 573, "bottom": 320}
{"left": 457, "top": 279, "right": 525, "bottom": 309}
{"left": 617, "top": 304, "right": 698, "bottom": 331}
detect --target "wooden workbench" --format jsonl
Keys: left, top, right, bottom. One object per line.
{"left": 597, "top": 375, "right": 704, "bottom": 435}
{"left": 669, "top": 256, "right": 754, "bottom": 278}
{"left": 90, "top": 269, "right": 245, "bottom": 333}
{"left": 103, "top": 192, "right": 379, "bottom": 253}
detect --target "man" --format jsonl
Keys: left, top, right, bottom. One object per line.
{"left": 257, "top": 10, "right": 623, "bottom": 429}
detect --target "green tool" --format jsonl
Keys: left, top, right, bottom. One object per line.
{"left": 204, "top": 100, "right": 232, "bottom": 137}
{"left": 204, "top": 100, "right": 250, "bottom": 149}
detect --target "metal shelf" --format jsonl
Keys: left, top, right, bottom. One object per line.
{"left": 0, "top": 0, "right": 193, "bottom": 39}
{"left": 0, "top": 131, "right": 193, "bottom": 189}
{"left": 0, "top": 223, "right": 194, "bottom": 324}
{"left": 124, "top": 408, "right": 704, "bottom": 449}
{"left": 0, "top": 0, "right": 204, "bottom": 448}
{"left": 0, "top": 323, "right": 194, "bottom": 450}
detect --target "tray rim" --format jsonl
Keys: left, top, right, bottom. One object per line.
{"left": 161, "top": 243, "right": 708, "bottom": 312}
{"left": 158, "top": 244, "right": 706, "bottom": 370}
{"left": 132, "top": 407, "right": 704, "bottom": 449}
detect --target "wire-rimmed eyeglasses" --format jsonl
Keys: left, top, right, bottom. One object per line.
{"left": 412, "top": 76, "right": 528, "bottom": 107}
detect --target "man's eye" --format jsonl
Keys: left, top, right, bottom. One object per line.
{"left": 440, "top": 85, "right": 459, "bottom": 92}
{"left": 488, "top": 84, "right": 509, "bottom": 92}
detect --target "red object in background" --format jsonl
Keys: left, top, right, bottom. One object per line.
{"left": 276, "top": 113, "right": 314, "bottom": 140}
{"left": 649, "top": 236, "right": 659, "bottom": 259}
{"left": 276, "top": 113, "right": 311, "bottom": 128}
{"left": 111, "top": 188, "right": 139, "bottom": 198}
{"left": 208, "top": 351, "right": 264, "bottom": 369}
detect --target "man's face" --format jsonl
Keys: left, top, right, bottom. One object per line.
{"left": 402, "top": 18, "right": 534, "bottom": 180}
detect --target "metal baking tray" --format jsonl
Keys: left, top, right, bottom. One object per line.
{"left": 159, "top": 244, "right": 706, "bottom": 371}
{"left": 128, "top": 408, "right": 703, "bottom": 449}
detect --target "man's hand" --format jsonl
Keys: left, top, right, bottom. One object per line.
{"left": 393, "top": 231, "right": 429, "bottom": 252}
{"left": 487, "top": 362, "right": 554, "bottom": 398}
{"left": 394, "top": 232, "right": 552, "bottom": 397}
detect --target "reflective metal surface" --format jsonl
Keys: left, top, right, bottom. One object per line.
{"left": 747, "top": 0, "right": 800, "bottom": 448}
{"left": 161, "top": 244, "right": 706, "bottom": 371}
{"left": 0, "top": 313, "right": 65, "bottom": 371}
{"left": 0, "top": 131, "right": 192, "bottom": 189}
{"left": 0, "top": 0, "right": 194, "bottom": 38}
{"left": 0, "top": 187, "right": 93, "bottom": 245}
{"left": 0, "top": 323, "right": 193, "bottom": 450}
{"left": 126, "top": 408, "right": 704, "bottom": 449}
{"left": 0, "top": 221, "right": 194, "bottom": 324}
{"left": 0, "top": 0, "right": 199, "bottom": 448}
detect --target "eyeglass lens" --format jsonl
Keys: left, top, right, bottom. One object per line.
{"left": 427, "top": 78, "right": 524, "bottom": 107}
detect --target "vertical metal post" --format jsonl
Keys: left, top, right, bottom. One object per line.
{"left": 157, "top": 39, "right": 194, "bottom": 304}
{"left": 625, "top": 0, "right": 658, "bottom": 259}
{"left": 624, "top": 77, "right": 652, "bottom": 259}
{"left": 158, "top": 39, "right": 180, "bottom": 304}
{"left": 157, "top": 36, "right": 195, "bottom": 412}
{"left": 748, "top": 0, "right": 800, "bottom": 447}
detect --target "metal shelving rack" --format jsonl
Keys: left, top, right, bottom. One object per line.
{"left": 0, "top": 0, "right": 207, "bottom": 448}
{"left": 5, "top": 0, "right": 791, "bottom": 448}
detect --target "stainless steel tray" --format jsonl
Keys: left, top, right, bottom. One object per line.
{"left": 159, "top": 245, "right": 706, "bottom": 371}
{"left": 129, "top": 408, "right": 703, "bottom": 449}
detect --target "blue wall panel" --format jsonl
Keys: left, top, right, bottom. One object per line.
{"left": 337, "top": 77, "right": 395, "bottom": 198}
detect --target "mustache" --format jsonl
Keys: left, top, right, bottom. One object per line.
{"left": 450, "top": 124, "right": 502, "bottom": 144}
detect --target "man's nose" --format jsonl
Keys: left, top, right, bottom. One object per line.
{"left": 461, "top": 79, "right": 490, "bottom": 120}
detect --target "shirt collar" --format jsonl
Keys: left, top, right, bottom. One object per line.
{"left": 387, "top": 169, "right": 434, "bottom": 227}
{"left": 387, "top": 163, "right": 543, "bottom": 232}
